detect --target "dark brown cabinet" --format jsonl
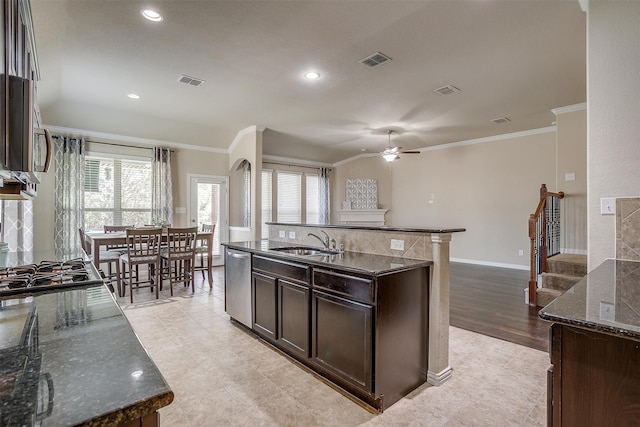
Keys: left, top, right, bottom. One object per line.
{"left": 248, "top": 252, "right": 429, "bottom": 412}
{"left": 251, "top": 272, "right": 277, "bottom": 341}
{"left": 548, "top": 323, "right": 640, "bottom": 426}
{"left": 278, "top": 279, "right": 309, "bottom": 358}
{"left": 311, "top": 289, "right": 373, "bottom": 392}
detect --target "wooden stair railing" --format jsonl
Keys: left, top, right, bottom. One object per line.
{"left": 528, "top": 184, "right": 564, "bottom": 306}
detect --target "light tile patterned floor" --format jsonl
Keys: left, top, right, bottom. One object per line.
{"left": 117, "top": 267, "right": 548, "bottom": 426}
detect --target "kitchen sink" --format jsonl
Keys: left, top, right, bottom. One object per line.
{"left": 270, "top": 246, "right": 339, "bottom": 256}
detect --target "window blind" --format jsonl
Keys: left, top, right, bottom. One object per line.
{"left": 305, "top": 174, "right": 319, "bottom": 224}
{"left": 261, "top": 170, "right": 272, "bottom": 239}
{"left": 277, "top": 171, "right": 301, "bottom": 223}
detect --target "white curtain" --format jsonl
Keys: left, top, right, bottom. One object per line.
{"left": 0, "top": 200, "right": 33, "bottom": 252}
{"left": 151, "top": 147, "right": 173, "bottom": 226}
{"left": 54, "top": 136, "right": 85, "bottom": 255}
{"left": 318, "top": 167, "right": 330, "bottom": 225}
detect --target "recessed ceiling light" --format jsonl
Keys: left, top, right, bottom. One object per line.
{"left": 304, "top": 71, "right": 320, "bottom": 80}
{"left": 127, "top": 93, "right": 140, "bottom": 99}
{"left": 141, "top": 9, "right": 163, "bottom": 22}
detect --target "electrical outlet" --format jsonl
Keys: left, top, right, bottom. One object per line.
{"left": 600, "top": 198, "right": 616, "bottom": 215}
{"left": 278, "top": 230, "right": 285, "bottom": 238}
{"left": 390, "top": 239, "right": 404, "bottom": 251}
{"left": 288, "top": 231, "right": 296, "bottom": 239}
{"left": 564, "top": 172, "right": 575, "bottom": 181}
{"left": 518, "top": 249, "right": 524, "bottom": 256}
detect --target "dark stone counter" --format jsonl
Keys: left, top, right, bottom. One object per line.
{"left": 223, "top": 240, "right": 432, "bottom": 276}
{"left": 266, "top": 222, "right": 465, "bottom": 234}
{"left": 0, "top": 284, "right": 173, "bottom": 426}
{"left": 539, "top": 259, "right": 640, "bottom": 340}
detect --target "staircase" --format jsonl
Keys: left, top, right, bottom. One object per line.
{"left": 536, "top": 253, "right": 587, "bottom": 307}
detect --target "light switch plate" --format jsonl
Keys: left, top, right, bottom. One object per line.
{"left": 390, "top": 239, "right": 404, "bottom": 251}
{"left": 564, "top": 172, "right": 575, "bottom": 181}
{"left": 600, "top": 197, "right": 616, "bottom": 215}
{"left": 279, "top": 230, "right": 285, "bottom": 238}
{"left": 288, "top": 231, "right": 296, "bottom": 239}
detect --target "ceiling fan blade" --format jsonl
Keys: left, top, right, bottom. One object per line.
{"left": 399, "top": 150, "right": 420, "bottom": 154}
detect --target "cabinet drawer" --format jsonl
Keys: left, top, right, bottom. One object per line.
{"left": 253, "top": 256, "right": 310, "bottom": 284}
{"left": 313, "top": 269, "right": 374, "bottom": 304}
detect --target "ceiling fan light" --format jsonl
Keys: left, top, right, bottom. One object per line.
{"left": 383, "top": 153, "right": 399, "bottom": 162}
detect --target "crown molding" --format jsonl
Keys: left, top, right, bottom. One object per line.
{"left": 227, "top": 125, "right": 266, "bottom": 154}
{"left": 578, "top": 0, "right": 588, "bottom": 13}
{"left": 43, "top": 125, "right": 228, "bottom": 153}
{"left": 262, "top": 154, "right": 333, "bottom": 169}
{"left": 334, "top": 126, "right": 557, "bottom": 166}
{"left": 551, "top": 102, "right": 587, "bottom": 115}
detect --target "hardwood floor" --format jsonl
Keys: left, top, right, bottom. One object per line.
{"left": 449, "top": 262, "right": 550, "bottom": 352}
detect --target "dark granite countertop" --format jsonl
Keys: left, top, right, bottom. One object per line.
{"left": 0, "top": 284, "right": 173, "bottom": 426}
{"left": 223, "top": 240, "right": 432, "bottom": 276}
{"left": 539, "top": 259, "right": 640, "bottom": 340}
{"left": 1, "top": 249, "right": 90, "bottom": 268}
{"left": 266, "top": 222, "right": 466, "bottom": 234}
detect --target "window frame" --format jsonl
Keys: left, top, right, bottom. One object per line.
{"left": 84, "top": 151, "right": 153, "bottom": 230}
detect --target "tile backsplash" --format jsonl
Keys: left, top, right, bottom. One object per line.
{"left": 269, "top": 224, "right": 433, "bottom": 260}
{"left": 616, "top": 197, "right": 640, "bottom": 261}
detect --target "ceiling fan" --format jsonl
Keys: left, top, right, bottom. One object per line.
{"left": 381, "top": 130, "right": 420, "bottom": 162}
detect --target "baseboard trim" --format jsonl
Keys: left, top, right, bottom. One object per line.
{"left": 450, "top": 258, "right": 529, "bottom": 271}
{"left": 427, "top": 367, "right": 453, "bottom": 386}
{"left": 561, "top": 248, "right": 588, "bottom": 255}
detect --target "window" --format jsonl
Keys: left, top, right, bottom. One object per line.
{"left": 261, "top": 169, "right": 272, "bottom": 239}
{"left": 84, "top": 155, "right": 152, "bottom": 230}
{"left": 305, "top": 174, "right": 319, "bottom": 224}
{"left": 276, "top": 171, "right": 301, "bottom": 223}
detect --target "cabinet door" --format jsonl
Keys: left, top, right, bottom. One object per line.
{"left": 252, "top": 272, "right": 277, "bottom": 341}
{"left": 277, "top": 279, "right": 310, "bottom": 358}
{"left": 311, "top": 290, "right": 373, "bottom": 393}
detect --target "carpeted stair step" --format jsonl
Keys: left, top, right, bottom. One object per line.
{"left": 547, "top": 254, "right": 587, "bottom": 277}
{"left": 541, "top": 272, "right": 584, "bottom": 292}
{"left": 537, "top": 288, "right": 563, "bottom": 308}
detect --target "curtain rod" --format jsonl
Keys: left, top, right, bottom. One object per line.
{"left": 262, "top": 161, "right": 331, "bottom": 171}
{"left": 38, "top": 132, "right": 175, "bottom": 152}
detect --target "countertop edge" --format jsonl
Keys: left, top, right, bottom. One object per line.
{"left": 81, "top": 391, "right": 175, "bottom": 427}
{"left": 223, "top": 241, "right": 433, "bottom": 277}
{"left": 266, "top": 222, "right": 466, "bottom": 234}
{"left": 538, "top": 311, "right": 640, "bottom": 341}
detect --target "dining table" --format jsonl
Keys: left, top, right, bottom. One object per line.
{"left": 84, "top": 229, "right": 214, "bottom": 288}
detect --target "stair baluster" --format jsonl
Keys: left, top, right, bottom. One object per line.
{"left": 528, "top": 184, "right": 564, "bottom": 306}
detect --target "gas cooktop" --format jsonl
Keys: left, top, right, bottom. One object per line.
{"left": 0, "top": 258, "right": 103, "bottom": 298}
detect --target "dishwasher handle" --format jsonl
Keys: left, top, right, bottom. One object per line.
{"left": 228, "top": 251, "right": 250, "bottom": 260}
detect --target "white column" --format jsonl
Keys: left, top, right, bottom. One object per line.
{"left": 427, "top": 233, "right": 452, "bottom": 385}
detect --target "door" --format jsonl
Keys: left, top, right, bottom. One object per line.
{"left": 189, "top": 175, "right": 228, "bottom": 266}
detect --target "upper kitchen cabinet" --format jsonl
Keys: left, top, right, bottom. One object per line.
{"left": 0, "top": 0, "right": 51, "bottom": 200}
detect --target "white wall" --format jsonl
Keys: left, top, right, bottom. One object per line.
{"left": 587, "top": 0, "right": 640, "bottom": 269}
{"left": 333, "top": 129, "right": 557, "bottom": 268}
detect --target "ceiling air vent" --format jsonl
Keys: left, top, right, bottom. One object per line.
{"left": 177, "top": 75, "right": 205, "bottom": 87}
{"left": 490, "top": 117, "right": 511, "bottom": 124}
{"left": 433, "top": 85, "right": 460, "bottom": 96}
{"left": 359, "top": 52, "right": 392, "bottom": 68}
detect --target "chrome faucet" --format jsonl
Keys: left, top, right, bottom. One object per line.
{"left": 307, "top": 230, "right": 330, "bottom": 249}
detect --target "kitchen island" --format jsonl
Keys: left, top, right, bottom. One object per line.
{"left": 0, "top": 278, "right": 173, "bottom": 425}
{"left": 224, "top": 240, "right": 432, "bottom": 411}
{"left": 539, "top": 259, "right": 640, "bottom": 426}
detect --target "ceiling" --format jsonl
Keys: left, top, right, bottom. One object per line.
{"left": 30, "top": 1, "right": 586, "bottom": 165}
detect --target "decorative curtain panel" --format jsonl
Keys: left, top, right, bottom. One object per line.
{"left": 0, "top": 200, "right": 33, "bottom": 252}
{"left": 54, "top": 136, "right": 85, "bottom": 255}
{"left": 242, "top": 160, "right": 251, "bottom": 227}
{"left": 318, "top": 167, "right": 330, "bottom": 225}
{"left": 151, "top": 147, "right": 173, "bottom": 226}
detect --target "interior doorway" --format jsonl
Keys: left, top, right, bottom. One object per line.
{"left": 188, "top": 175, "right": 229, "bottom": 266}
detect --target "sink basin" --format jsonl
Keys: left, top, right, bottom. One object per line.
{"left": 270, "top": 246, "right": 338, "bottom": 256}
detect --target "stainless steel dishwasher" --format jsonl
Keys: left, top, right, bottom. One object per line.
{"left": 224, "top": 247, "right": 252, "bottom": 327}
